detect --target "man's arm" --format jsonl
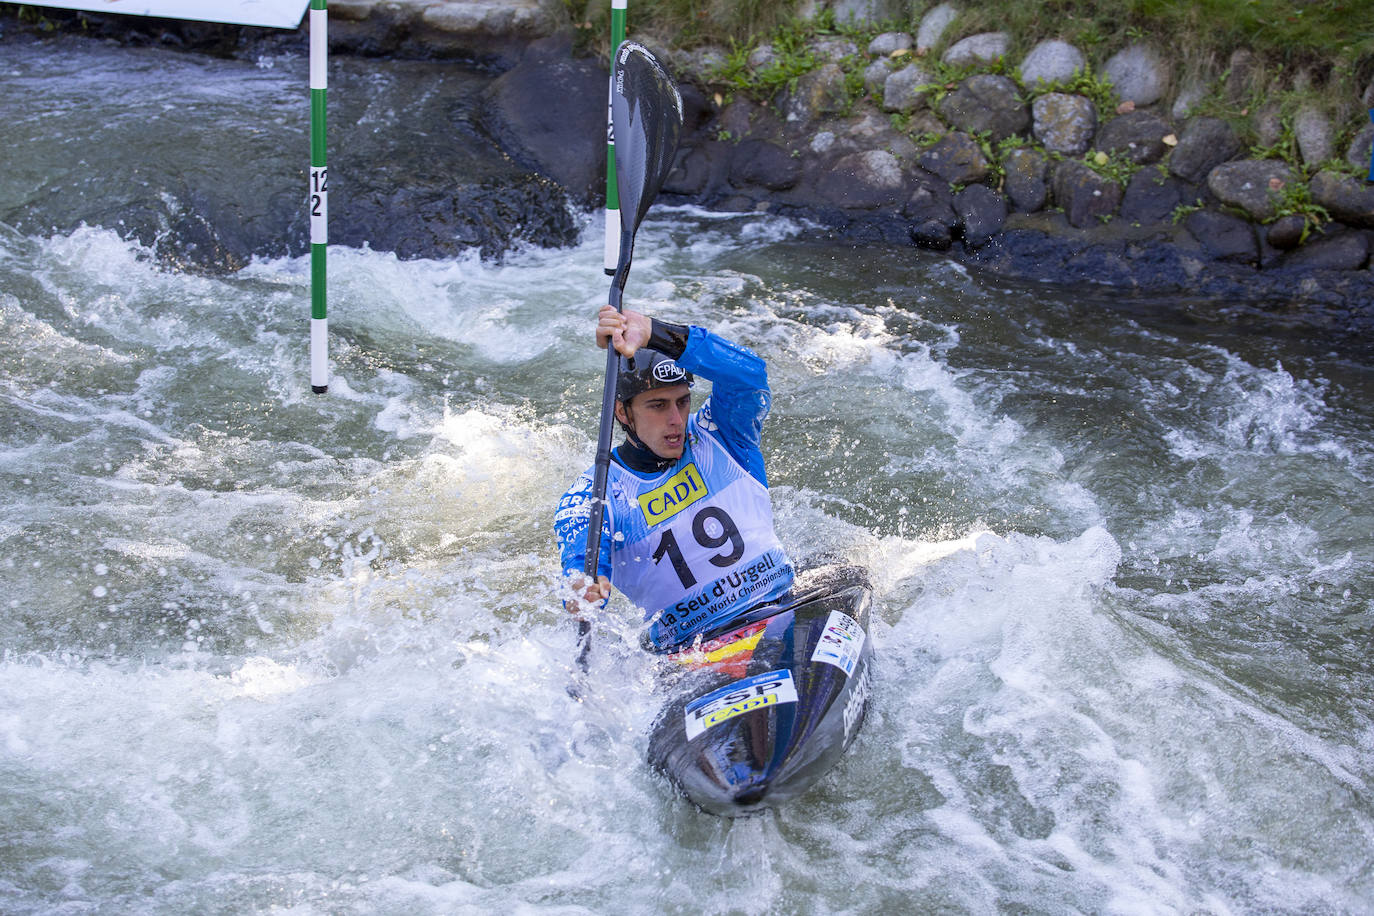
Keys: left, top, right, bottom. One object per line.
{"left": 554, "top": 471, "right": 614, "bottom": 604}
{"left": 670, "top": 324, "right": 772, "bottom": 486}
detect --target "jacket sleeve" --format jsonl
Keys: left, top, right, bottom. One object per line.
{"left": 675, "top": 325, "right": 773, "bottom": 486}
{"left": 554, "top": 468, "right": 614, "bottom": 587}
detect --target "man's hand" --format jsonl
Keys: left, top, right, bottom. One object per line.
{"left": 567, "top": 574, "right": 611, "bottom": 614}
{"left": 596, "top": 305, "right": 652, "bottom": 358}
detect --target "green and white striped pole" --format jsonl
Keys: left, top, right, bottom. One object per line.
{"left": 309, "top": 0, "right": 329, "bottom": 393}
{"left": 603, "top": 0, "right": 626, "bottom": 275}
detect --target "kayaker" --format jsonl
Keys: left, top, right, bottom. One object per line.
{"left": 555, "top": 305, "right": 795, "bottom": 650}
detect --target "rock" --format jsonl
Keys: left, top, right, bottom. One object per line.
{"left": 419, "top": 0, "right": 567, "bottom": 61}
{"left": 936, "top": 75, "right": 1029, "bottom": 142}
{"left": 1224, "top": 48, "right": 1257, "bottom": 105}
{"left": 729, "top": 140, "right": 802, "bottom": 191}
{"left": 943, "top": 32, "right": 1010, "bottom": 67}
{"left": 783, "top": 63, "right": 847, "bottom": 124}
{"left": 832, "top": 0, "right": 908, "bottom": 27}
{"left": 1052, "top": 160, "right": 1123, "bottom": 227}
{"left": 883, "top": 64, "right": 936, "bottom": 112}
{"left": 1347, "top": 124, "right": 1374, "bottom": 174}
{"left": 747, "top": 44, "right": 777, "bottom": 70}
{"left": 816, "top": 149, "right": 908, "bottom": 209}
{"left": 1171, "top": 80, "right": 1209, "bottom": 121}
{"left": 1309, "top": 171, "right": 1374, "bottom": 228}
{"left": 1004, "top": 148, "right": 1049, "bottom": 212}
{"left": 1169, "top": 118, "right": 1241, "bottom": 184}
{"left": 917, "top": 132, "right": 990, "bottom": 186}
{"left": 482, "top": 50, "right": 606, "bottom": 204}
{"left": 1184, "top": 210, "right": 1258, "bottom": 264}
{"left": 863, "top": 60, "right": 892, "bottom": 96}
{"left": 1294, "top": 105, "right": 1333, "bottom": 166}
{"left": 904, "top": 176, "right": 959, "bottom": 250}
{"left": 1119, "top": 170, "right": 1188, "bottom": 224}
{"left": 813, "top": 38, "right": 860, "bottom": 63}
{"left": 955, "top": 184, "right": 1007, "bottom": 246}
{"left": 916, "top": 3, "right": 959, "bottom": 53}
{"left": 1206, "top": 160, "right": 1296, "bottom": 221}
{"left": 868, "top": 32, "right": 913, "bottom": 56}
{"left": 1282, "top": 231, "right": 1370, "bottom": 270}
{"left": 1253, "top": 104, "right": 1283, "bottom": 149}
{"left": 1364, "top": 77, "right": 1374, "bottom": 110}
{"left": 1018, "top": 39, "right": 1085, "bottom": 87}
{"left": 1094, "top": 110, "right": 1172, "bottom": 164}
{"left": 663, "top": 146, "right": 711, "bottom": 196}
{"left": 845, "top": 108, "right": 919, "bottom": 160}
{"left": 1103, "top": 44, "right": 1168, "bottom": 106}
{"left": 1033, "top": 92, "right": 1097, "bottom": 155}
{"left": 1266, "top": 214, "right": 1307, "bottom": 250}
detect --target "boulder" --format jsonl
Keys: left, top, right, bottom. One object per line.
{"left": 813, "top": 38, "right": 861, "bottom": 63}
{"left": 783, "top": 63, "right": 847, "bottom": 124}
{"left": 1184, "top": 210, "right": 1258, "bottom": 264}
{"left": 1033, "top": 92, "right": 1097, "bottom": 155}
{"left": 936, "top": 75, "right": 1030, "bottom": 142}
{"left": 663, "top": 145, "right": 712, "bottom": 196}
{"left": 1309, "top": 171, "right": 1374, "bottom": 229}
{"left": 916, "top": 3, "right": 959, "bottom": 53}
{"left": 918, "top": 132, "right": 990, "bottom": 186}
{"left": 955, "top": 184, "right": 1007, "bottom": 247}
{"left": 1266, "top": 214, "right": 1307, "bottom": 250}
{"left": 832, "top": 0, "right": 908, "bottom": 27}
{"left": 1052, "top": 160, "right": 1123, "bottom": 227}
{"left": 1294, "top": 105, "right": 1333, "bottom": 166}
{"left": 1225, "top": 48, "right": 1258, "bottom": 105}
{"left": 1094, "top": 110, "right": 1172, "bottom": 164}
{"left": 1103, "top": 44, "right": 1169, "bottom": 106}
{"left": 1281, "top": 231, "right": 1370, "bottom": 271}
{"left": 864, "top": 60, "right": 893, "bottom": 96}
{"left": 904, "top": 175, "right": 960, "bottom": 250}
{"left": 1171, "top": 80, "right": 1209, "bottom": 121}
{"left": 1119, "top": 170, "right": 1188, "bottom": 224}
{"left": 747, "top": 44, "right": 777, "bottom": 70}
{"left": 943, "top": 32, "right": 1010, "bottom": 67}
{"left": 1169, "top": 117, "right": 1241, "bottom": 184}
{"left": 729, "top": 140, "right": 803, "bottom": 191}
{"left": 868, "top": 32, "right": 914, "bottom": 56}
{"left": 482, "top": 50, "right": 606, "bottom": 205}
{"left": 1004, "top": 148, "right": 1049, "bottom": 212}
{"left": 1206, "top": 160, "right": 1296, "bottom": 221}
{"left": 883, "top": 63, "right": 936, "bottom": 112}
{"left": 1253, "top": 103, "right": 1283, "bottom": 149}
{"left": 1018, "top": 40, "right": 1085, "bottom": 87}
{"left": 1347, "top": 124, "right": 1374, "bottom": 175}
{"left": 816, "top": 149, "right": 908, "bottom": 209}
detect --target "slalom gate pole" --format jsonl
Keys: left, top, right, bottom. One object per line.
{"left": 603, "top": 0, "right": 627, "bottom": 275}
{"left": 309, "top": 0, "right": 329, "bottom": 394}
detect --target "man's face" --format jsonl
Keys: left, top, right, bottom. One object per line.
{"left": 616, "top": 384, "right": 691, "bottom": 460}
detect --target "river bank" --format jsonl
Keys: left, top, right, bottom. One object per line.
{"left": 3, "top": 1, "right": 1373, "bottom": 340}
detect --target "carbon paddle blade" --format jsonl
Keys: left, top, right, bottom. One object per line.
{"left": 610, "top": 42, "right": 683, "bottom": 267}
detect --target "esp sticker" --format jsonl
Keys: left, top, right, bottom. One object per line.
{"left": 683, "top": 669, "right": 797, "bottom": 741}
{"left": 810, "top": 610, "right": 865, "bottom": 677}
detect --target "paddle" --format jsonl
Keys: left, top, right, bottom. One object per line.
{"left": 575, "top": 42, "right": 683, "bottom": 674}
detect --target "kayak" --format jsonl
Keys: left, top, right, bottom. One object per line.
{"left": 646, "top": 564, "right": 874, "bottom": 816}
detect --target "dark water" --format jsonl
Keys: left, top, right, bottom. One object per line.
{"left": 1, "top": 37, "right": 1372, "bottom": 915}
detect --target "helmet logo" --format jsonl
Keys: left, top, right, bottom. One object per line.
{"left": 652, "top": 360, "right": 686, "bottom": 383}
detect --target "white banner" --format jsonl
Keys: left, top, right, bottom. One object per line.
{"left": 24, "top": 1, "right": 311, "bottom": 29}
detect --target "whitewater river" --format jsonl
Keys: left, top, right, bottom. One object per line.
{"left": 2, "top": 37, "right": 1372, "bottom": 916}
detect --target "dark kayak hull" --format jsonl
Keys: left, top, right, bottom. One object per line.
{"left": 646, "top": 566, "right": 874, "bottom": 817}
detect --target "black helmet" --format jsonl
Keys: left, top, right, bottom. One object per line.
{"left": 616, "top": 349, "right": 694, "bottom": 403}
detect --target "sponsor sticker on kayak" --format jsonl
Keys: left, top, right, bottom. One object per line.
{"left": 684, "top": 669, "right": 797, "bottom": 740}
{"left": 810, "top": 610, "right": 865, "bottom": 676}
